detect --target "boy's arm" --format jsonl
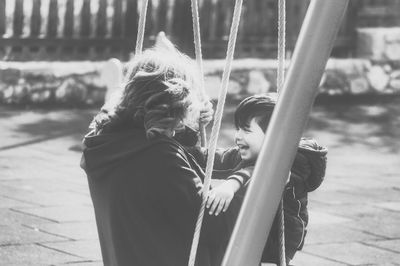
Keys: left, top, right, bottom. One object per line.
{"left": 226, "top": 164, "right": 254, "bottom": 188}
{"left": 206, "top": 164, "right": 254, "bottom": 216}
{"left": 206, "top": 179, "right": 241, "bottom": 215}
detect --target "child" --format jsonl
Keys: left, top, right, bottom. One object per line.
{"left": 186, "top": 94, "right": 327, "bottom": 265}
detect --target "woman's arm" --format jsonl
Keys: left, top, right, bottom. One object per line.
{"left": 151, "top": 140, "right": 240, "bottom": 266}
{"left": 185, "top": 146, "right": 242, "bottom": 171}
{"left": 151, "top": 141, "right": 203, "bottom": 242}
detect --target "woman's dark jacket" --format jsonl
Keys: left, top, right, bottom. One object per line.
{"left": 80, "top": 127, "right": 237, "bottom": 266}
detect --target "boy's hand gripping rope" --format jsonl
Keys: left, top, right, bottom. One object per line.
{"left": 188, "top": 0, "right": 244, "bottom": 265}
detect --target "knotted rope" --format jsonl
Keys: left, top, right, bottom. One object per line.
{"left": 188, "top": 0, "right": 244, "bottom": 265}
{"left": 277, "top": 0, "right": 287, "bottom": 265}
{"left": 278, "top": 196, "right": 286, "bottom": 266}
{"left": 190, "top": 0, "right": 207, "bottom": 147}
{"left": 277, "top": 0, "right": 286, "bottom": 93}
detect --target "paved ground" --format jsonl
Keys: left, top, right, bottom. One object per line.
{"left": 0, "top": 97, "right": 399, "bottom": 266}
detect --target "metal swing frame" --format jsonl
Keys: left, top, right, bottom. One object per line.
{"left": 222, "top": 1, "right": 349, "bottom": 265}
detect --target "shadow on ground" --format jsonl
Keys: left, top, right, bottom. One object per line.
{"left": 0, "top": 106, "right": 96, "bottom": 150}
{"left": 307, "top": 96, "right": 400, "bottom": 153}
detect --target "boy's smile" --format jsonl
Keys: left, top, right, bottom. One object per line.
{"left": 235, "top": 118, "right": 265, "bottom": 162}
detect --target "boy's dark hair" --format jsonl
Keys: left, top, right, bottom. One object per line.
{"left": 234, "top": 94, "right": 277, "bottom": 132}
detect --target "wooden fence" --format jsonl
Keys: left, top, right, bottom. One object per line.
{"left": 0, "top": 0, "right": 400, "bottom": 61}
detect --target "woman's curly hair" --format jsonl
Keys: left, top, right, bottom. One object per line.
{"left": 91, "top": 47, "right": 201, "bottom": 139}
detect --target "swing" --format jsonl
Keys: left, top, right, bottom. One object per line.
{"left": 101, "top": 0, "right": 348, "bottom": 265}
{"left": 102, "top": 0, "right": 292, "bottom": 265}
{"left": 188, "top": 0, "right": 287, "bottom": 265}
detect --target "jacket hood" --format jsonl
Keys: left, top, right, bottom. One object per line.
{"left": 80, "top": 128, "right": 169, "bottom": 180}
{"left": 296, "top": 138, "right": 328, "bottom": 192}
{"left": 298, "top": 138, "right": 328, "bottom": 156}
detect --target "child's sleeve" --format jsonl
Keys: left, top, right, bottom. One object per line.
{"left": 226, "top": 165, "right": 254, "bottom": 188}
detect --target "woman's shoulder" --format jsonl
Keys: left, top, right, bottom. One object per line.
{"left": 148, "top": 136, "right": 204, "bottom": 179}
{"left": 149, "top": 135, "right": 189, "bottom": 160}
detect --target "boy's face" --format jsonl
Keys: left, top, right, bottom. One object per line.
{"left": 235, "top": 118, "right": 265, "bottom": 162}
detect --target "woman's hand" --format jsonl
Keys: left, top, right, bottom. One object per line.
{"left": 199, "top": 100, "right": 214, "bottom": 127}
{"left": 206, "top": 179, "right": 240, "bottom": 216}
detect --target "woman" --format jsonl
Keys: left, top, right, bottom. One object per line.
{"left": 81, "top": 46, "right": 235, "bottom": 266}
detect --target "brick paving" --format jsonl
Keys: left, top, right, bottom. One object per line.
{"left": 0, "top": 98, "right": 399, "bottom": 266}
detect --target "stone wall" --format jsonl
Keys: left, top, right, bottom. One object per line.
{"left": 357, "top": 28, "right": 400, "bottom": 62}
{"left": 203, "top": 59, "right": 400, "bottom": 99}
{"left": 1, "top": 58, "right": 400, "bottom": 106}
{"left": 1, "top": 27, "right": 400, "bottom": 106}
{"left": 0, "top": 62, "right": 106, "bottom": 105}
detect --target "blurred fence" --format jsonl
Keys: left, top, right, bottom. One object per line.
{"left": 1, "top": 0, "right": 400, "bottom": 61}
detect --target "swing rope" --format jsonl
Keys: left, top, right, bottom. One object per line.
{"left": 188, "top": 0, "right": 244, "bottom": 265}
{"left": 277, "top": 0, "right": 287, "bottom": 265}
{"left": 278, "top": 199, "right": 286, "bottom": 266}
{"left": 135, "top": 0, "right": 149, "bottom": 55}
{"left": 124, "top": 0, "right": 149, "bottom": 84}
{"left": 190, "top": 0, "right": 207, "bottom": 147}
{"left": 277, "top": 0, "right": 286, "bottom": 93}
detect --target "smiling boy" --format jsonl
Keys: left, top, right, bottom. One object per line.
{"left": 188, "top": 94, "right": 327, "bottom": 265}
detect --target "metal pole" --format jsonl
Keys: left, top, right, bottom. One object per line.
{"left": 221, "top": 1, "right": 349, "bottom": 265}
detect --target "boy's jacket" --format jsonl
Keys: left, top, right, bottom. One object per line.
{"left": 184, "top": 136, "right": 328, "bottom": 263}
{"left": 185, "top": 137, "right": 327, "bottom": 194}
{"left": 264, "top": 138, "right": 327, "bottom": 263}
